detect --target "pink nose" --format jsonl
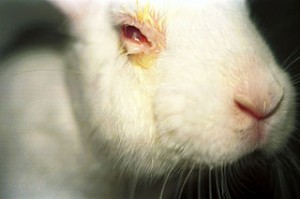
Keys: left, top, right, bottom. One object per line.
{"left": 234, "top": 92, "right": 283, "bottom": 120}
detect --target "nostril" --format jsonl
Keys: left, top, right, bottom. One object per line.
{"left": 234, "top": 94, "right": 282, "bottom": 121}
{"left": 235, "top": 99, "right": 264, "bottom": 120}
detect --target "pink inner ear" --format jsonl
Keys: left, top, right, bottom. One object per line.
{"left": 121, "top": 25, "right": 151, "bottom": 46}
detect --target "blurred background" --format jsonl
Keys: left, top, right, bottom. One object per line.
{"left": 0, "top": 0, "right": 68, "bottom": 57}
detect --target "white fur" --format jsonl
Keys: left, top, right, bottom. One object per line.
{"left": 58, "top": 0, "right": 296, "bottom": 175}
{"left": 1, "top": 0, "right": 296, "bottom": 198}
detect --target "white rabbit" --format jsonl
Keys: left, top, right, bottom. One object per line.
{"left": 0, "top": 0, "right": 297, "bottom": 198}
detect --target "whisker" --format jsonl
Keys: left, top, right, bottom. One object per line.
{"left": 220, "top": 166, "right": 225, "bottom": 198}
{"left": 291, "top": 73, "right": 300, "bottom": 82}
{"left": 221, "top": 165, "right": 231, "bottom": 199}
{"left": 174, "top": 169, "right": 185, "bottom": 199}
{"left": 281, "top": 147, "right": 300, "bottom": 171}
{"left": 282, "top": 46, "right": 300, "bottom": 69}
{"left": 233, "top": 161, "right": 253, "bottom": 194}
{"left": 292, "top": 80, "right": 300, "bottom": 87}
{"left": 215, "top": 169, "right": 221, "bottom": 199}
{"left": 281, "top": 147, "right": 300, "bottom": 199}
{"left": 159, "top": 168, "right": 173, "bottom": 199}
{"left": 228, "top": 165, "right": 240, "bottom": 199}
{"left": 197, "top": 167, "right": 202, "bottom": 199}
{"left": 274, "top": 158, "right": 289, "bottom": 199}
{"left": 291, "top": 75, "right": 300, "bottom": 83}
{"left": 208, "top": 167, "right": 213, "bottom": 199}
{"left": 178, "top": 164, "right": 195, "bottom": 199}
{"left": 284, "top": 56, "right": 300, "bottom": 71}
{"left": 129, "top": 176, "right": 138, "bottom": 199}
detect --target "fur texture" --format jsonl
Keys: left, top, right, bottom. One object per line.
{"left": 55, "top": 0, "right": 295, "bottom": 174}
{"left": 0, "top": 0, "right": 297, "bottom": 198}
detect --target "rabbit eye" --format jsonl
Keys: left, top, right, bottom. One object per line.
{"left": 114, "top": 4, "right": 166, "bottom": 68}
{"left": 121, "top": 25, "right": 151, "bottom": 46}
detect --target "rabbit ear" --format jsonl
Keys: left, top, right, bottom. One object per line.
{"left": 48, "top": 0, "right": 87, "bottom": 21}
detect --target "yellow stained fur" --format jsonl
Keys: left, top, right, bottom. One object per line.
{"left": 122, "top": 0, "right": 166, "bottom": 69}
{"left": 135, "top": 0, "right": 165, "bottom": 34}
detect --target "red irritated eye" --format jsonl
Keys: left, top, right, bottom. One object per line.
{"left": 121, "top": 25, "right": 151, "bottom": 46}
